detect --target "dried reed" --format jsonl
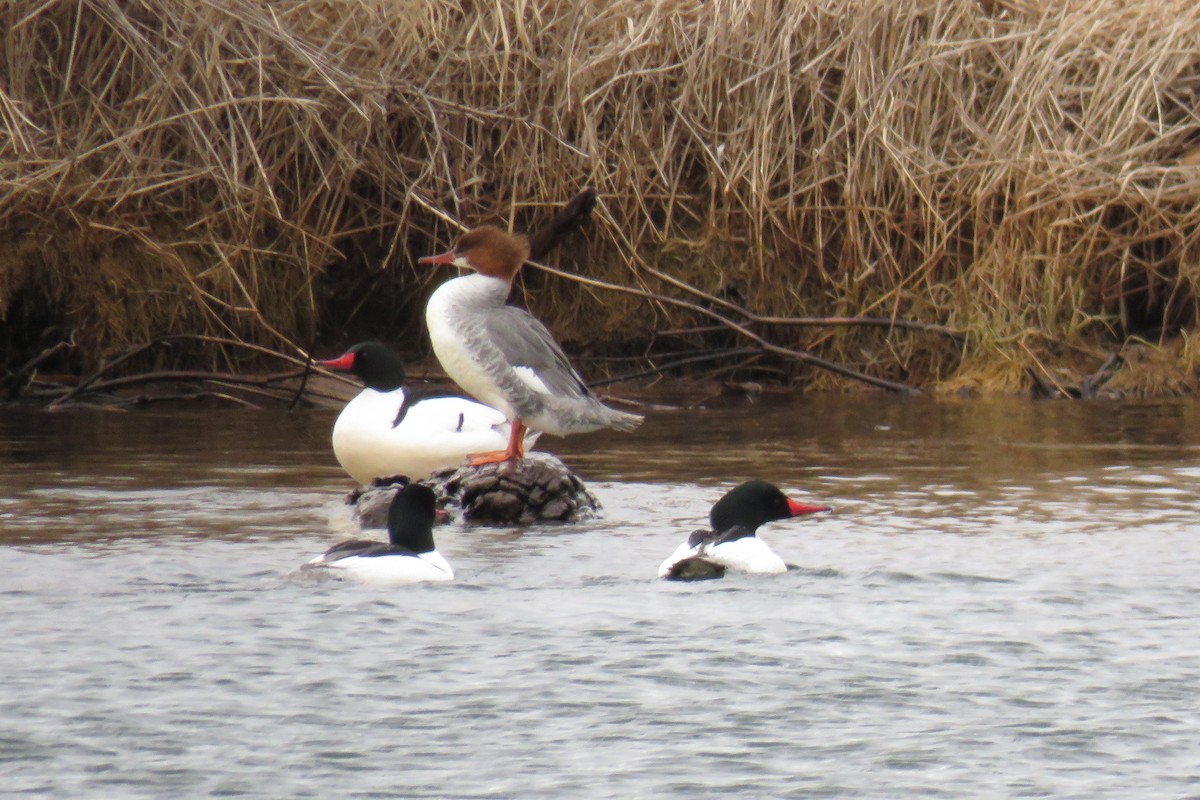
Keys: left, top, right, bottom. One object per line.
{"left": 3, "top": 0, "right": 1200, "bottom": 394}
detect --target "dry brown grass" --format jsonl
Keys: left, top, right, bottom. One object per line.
{"left": 4, "top": 0, "right": 1200, "bottom": 393}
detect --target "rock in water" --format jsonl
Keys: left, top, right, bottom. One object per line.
{"left": 346, "top": 455, "right": 600, "bottom": 527}
{"left": 348, "top": 477, "right": 411, "bottom": 529}
{"left": 431, "top": 453, "right": 600, "bottom": 525}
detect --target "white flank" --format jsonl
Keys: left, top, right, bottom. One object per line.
{"left": 658, "top": 536, "right": 787, "bottom": 578}
{"left": 331, "top": 388, "right": 537, "bottom": 484}
{"left": 318, "top": 551, "right": 454, "bottom": 586}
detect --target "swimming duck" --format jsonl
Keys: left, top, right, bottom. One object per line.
{"left": 318, "top": 341, "right": 539, "bottom": 484}
{"left": 421, "top": 226, "right": 642, "bottom": 465}
{"left": 658, "top": 480, "right": 831, "bottom": 580}
{"left": 305, "top": 483, "right": 453, "bottom": 584}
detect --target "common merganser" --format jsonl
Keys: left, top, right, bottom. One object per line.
{"left": 305, "top": 483, "right": 453, "bottom": 584}
{"left": 318, "top": 341, "right": 539, "bottom": 484}
{"left": 658, "top": 480, "right": 831, "bottom": 581}
{"left": 420, "top": 226, "right": 642, "bottom": 465}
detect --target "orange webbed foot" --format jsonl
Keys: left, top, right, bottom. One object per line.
{"left": 465, "top": 450, "right": 518, "bottom": 467}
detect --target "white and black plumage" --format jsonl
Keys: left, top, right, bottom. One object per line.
{"left": 318, "top": 341, "right": 539, "bottom": 484}
{"left": 305, "top": 484, "right": 453, "bottom": 585}
{"left": 659, "top": 480, "right": 831, "bottom": 581}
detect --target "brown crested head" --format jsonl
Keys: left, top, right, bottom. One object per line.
{"left": 454, "top": 226, "right": 529, "bottom": 282}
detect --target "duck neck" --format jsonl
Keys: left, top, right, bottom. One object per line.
{"left": 386, "top": 486, "right": 439, "bottom": 554}
{"left": 432, "top": 272, "right": 511, "bottom": 313}
{"left": 389, "top": 516, "right": 435, "bottom": 554}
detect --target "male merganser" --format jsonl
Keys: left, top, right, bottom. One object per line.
{"left": 305, "top": 483, "right": 453, "bottom": 584}
{"left": 658, "top": 480, "right": 831, "bottom": 580}
{"left": 318, "top": 341, "right": 539, "bottom": 484}
{"left": 420, "top": 226, "right": 642, "bottom": 464}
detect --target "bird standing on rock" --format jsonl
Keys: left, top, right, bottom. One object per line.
{"left": 420, "top": 210, "right": 642, "bottom": 465}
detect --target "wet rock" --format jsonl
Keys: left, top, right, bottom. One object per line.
{"left": 430, "top": 452, "right": 600, "bottom": 525}
{"left": 345, "top": 454, "right": 600, "bottom": 527}
{"left": 541, "top": 498, "right": 569, "bottom": 519}
{"left": 480, "top": 489, "right": 523, "bottom": 520}
{"left": 347, "top": 477, "right": 410, "bottom": 529}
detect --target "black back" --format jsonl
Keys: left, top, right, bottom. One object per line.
{"left": 319, "top": 538, "right": 395, "bottom": 562}
{"left": 687, "top": 524, "right": 756, "bottom": 549}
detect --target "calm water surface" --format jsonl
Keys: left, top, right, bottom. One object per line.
{"left": 1, "top": 395, "right": 1199, "bottom": 798}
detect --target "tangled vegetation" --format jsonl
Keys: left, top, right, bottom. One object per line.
{"left": 4, "top": 0, "right": 1200, "bottom": 399}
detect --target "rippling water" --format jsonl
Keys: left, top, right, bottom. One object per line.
{"left": 2, "top": 396, "right": 1199, "bottom": 797}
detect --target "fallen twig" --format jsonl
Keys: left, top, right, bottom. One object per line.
{"left": 1027, "top": 350, "right": 1124, "bottom": 399}
{"left": 131, "top": 391, "right": 263, "bottom": 409}
{"left": 1079, "top": 352, "right": 1124, "bottom": 399}
{"left": 289, "top": 333, "right": 319, "bottom": 411}
{"left": 24, "top": 330, "right": 362, "bottom": 409}
{"left": 3, "top": 337, "right": 76, "bottom": 398}
{"left": 588, "top": 347, "right": 764, "bottom": 388}
{"left": 62, "top": 368, "right": 309, "bottom": 396}
{"left": 529, "top": 255, "right": 920, "bottom": 394}
{"left": 751, "top": 314, "right": 965, "bottom": 340}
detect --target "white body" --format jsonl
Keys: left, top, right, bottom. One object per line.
{"left": 426, "top": 275, "right": 542, "bottom": 422}
{"left": 306, "top": 550, "right": 454, "bottom": 585}
{"left": 657, "top": 535, "right": 788, "bottom": 578}
{"left": 331, "top": 387, "right": 538, "bottom": 484}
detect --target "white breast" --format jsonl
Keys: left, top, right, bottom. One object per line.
{"left": 425, "top": 277, "right": 516, "bottom": 418}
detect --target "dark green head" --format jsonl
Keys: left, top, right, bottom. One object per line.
{"left": 319, "top": 342, "right": 407, "bottom": 392}
{"left": 709, "top": 480, "right": 830, "bottom": 534}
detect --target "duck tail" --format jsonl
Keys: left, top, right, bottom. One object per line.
{"left": 605, "top": 408, "right": 644, "bottom": 433}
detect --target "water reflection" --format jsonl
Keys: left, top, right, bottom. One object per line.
{"left": 4, "top": 396, "right": 1200, "bottom": 544}
{"left": 2, "top": 396, "right": 1200, "bottom": 797}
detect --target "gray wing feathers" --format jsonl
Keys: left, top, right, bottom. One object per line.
{"left": 481, "top": 305, "right": 593, "bottom": 400}
{"left": 463, "top": 302, "right": 643, "bottom": 433}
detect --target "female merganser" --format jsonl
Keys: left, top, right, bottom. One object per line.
{"left": 318, "top": 341, "right": 539, "bottom": 484}
{"left": 305, "top": 483, "right": 453, "bottom": 584}
{"left": 420, "top": 226, "right": 642, "bottom": 465}
{"left": 658, "top": 480, "right": 831, "bottom": 580}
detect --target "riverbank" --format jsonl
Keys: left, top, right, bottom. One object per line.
{"left": 4, "top": 1, "right": 1200, "bottom": 395}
